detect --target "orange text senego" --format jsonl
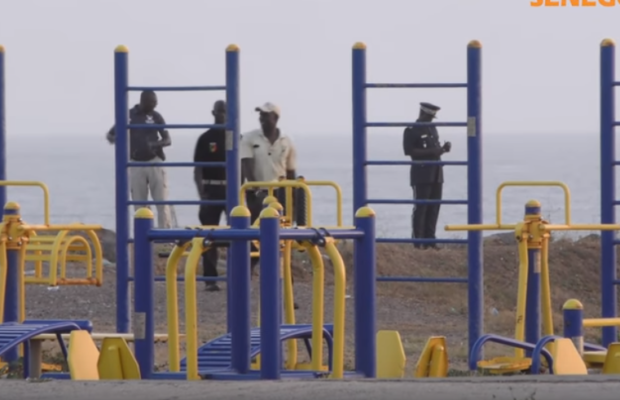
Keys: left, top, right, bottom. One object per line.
{"left": 531, "top": 0, "right": 619, "bottom": 5}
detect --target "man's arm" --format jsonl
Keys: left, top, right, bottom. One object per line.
{"left": 106, "top": 126, "right": 115, "bottom": 144}
{"left": 285, "top": 142, "right": 297, "bottom": 179}
{"left": 240, "top": 135, "right": 257, "bottom": 182}
{"left": 193, "top": 135, "right": 205, "bottom": 198}
{"left": 152, "top": 112, "right": 172, "bottom": 148}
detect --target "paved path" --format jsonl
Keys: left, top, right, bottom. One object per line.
{"left": 2, "top": 375, "right": 620, "bottom": 400}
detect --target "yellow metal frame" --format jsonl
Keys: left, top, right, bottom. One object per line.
{"left": 446, "top": 180, "right": 620, "bottom": 362}
{"left": 0, "top": 181, "right": 51, "bottom": 225}
{"left": 240, "top": 180, "right": 313, "bottom": 226}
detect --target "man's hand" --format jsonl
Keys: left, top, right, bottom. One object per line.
{"left": 442, "top": 141, "right": 451, "bottom": 153}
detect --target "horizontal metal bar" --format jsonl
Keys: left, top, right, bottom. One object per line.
{"left": 376, "top": 238, "right": 467, "bottom": 244}
{"left": 365, "top": 83, "right": 466, "bottom": 89}
{"left": 127, "top": 161, "right": 226, "bottom": 168}
{"left": 614, "top": 280, "right": 620, "bottom": 285}
{"left": 127, "top": 85, "right": 226, "bottom": 91}
{"left": 367, "top": 199, "right": 467, "bottom": 205}
{"left": 127, "top": 200, "right": 225, "bottom": 206}
{"left": 614, "top": 121, "right": 620, "bottom": 126}
{"left": 147, "top": 228, "right": 364, "bottom": 242}
{"left": 127, "top": 123, "right": 225, "bottom": 130}
{"left": 366, "top": 160, "right": 467, "bottom": 166}
{"left": 611, "top": 201, "right": 620, "bottom": 206}
{"left": 128, "top": 276, "right": 227, "bottom": 282}
{"left": 612, "top": 240, "right": 620, "bottom": 245}
{"left": 613, "top": 82, "right": 620, "bottom": 86}
{"left": 366, "top": 122, "right": 467, "bottom": 128}
{"left": 377, "top": 276, "right": 467, "bottom": 283}
{"left": 612, "top": 161, "right": 620, "bottom": 166}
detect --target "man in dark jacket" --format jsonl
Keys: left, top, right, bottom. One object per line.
{"left": 402, "top": 102, "right": 451, "bottom": 249}
{"left": 106, "top": 90, "right": 172, "bottom": 228}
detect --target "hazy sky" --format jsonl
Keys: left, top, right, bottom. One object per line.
{"left": 1, "top": 0, "right": 619, "bottom": 137}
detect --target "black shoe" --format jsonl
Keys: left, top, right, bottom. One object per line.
{"left": 205, "top": 282, "right": 220, "bottom": 292}
{"left": 294, "top": 302, "right": 299, "bottom": 310}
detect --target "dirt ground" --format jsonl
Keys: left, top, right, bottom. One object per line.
{"left": 10, "top": 232, "right": 620, "bottom": 376}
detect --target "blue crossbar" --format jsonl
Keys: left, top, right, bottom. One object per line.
{"left": 366, "top": 160, "right": 467, "bottom": 166}
{"left": 127, "top": 161, "right": 226, "bottom": 168}
{"left": 367, "top": 199, "right": 467, "bottom": 205}
{"left": 366, "top": 83, "right": 467, "bottom": 89}
{"left": 366, "top": 121, "right": 467, "bottom": 128}
{"left": 127, "top": 123, "right": 224, "bottom": 129}
{"left": 127, "top": 85, "right": 226, "bottom": 91}
{"left": 127, "top": 200, "right": 225, "bottom": 206}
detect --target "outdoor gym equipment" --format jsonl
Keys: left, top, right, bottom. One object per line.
{"left": 351, "top": 40, "right": 484, "bottom": 355}
{"left": 131, "top": 201, "right": 377, "bottom": 380}
{"left": 446, "top": 181, "right": 620, "bottom": 374}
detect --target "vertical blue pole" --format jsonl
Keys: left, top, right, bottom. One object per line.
{"left": 0, "top": 45, "right": 6, "bottom": 219}
{"left": 230, "top": 206, "right": 251, "bottom": 374}
{"left": 562, "top": 299, "right": 584, "bottom": 356}
{"left": 133, "top": 208, "right": 154, "bottom": 379}
{"left": 353, "top": 206, "right": 376, "bottom": 378}
{"left": 525, "top": 249, "right": 541, "bottom": 349}
{"left": 225, "top": 44, "right": 241, "bottom": 335}
{"left": 600, "top": 39, "right": 617, "bottom": 347}
{"left": 259, "top": 207, "right": 281, "bottom": 380}
{"left": 114, "top": 45, "right": 130, "bottom": 334}
{"left": 466, "top": 40, "right": 483, "bottom": 357}
{"left": 2, "top": 202, "right": 21, "bottom": 362}
{"left": 352, "top": 43, "right": 367, "bottom": 218}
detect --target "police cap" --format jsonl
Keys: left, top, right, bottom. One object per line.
{"left": 420, "top": 102, "right": 440, "bottom": 118}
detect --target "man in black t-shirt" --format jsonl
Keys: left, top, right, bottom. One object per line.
{"left": 193, "top": 100, "right": 227, "bottom": 291}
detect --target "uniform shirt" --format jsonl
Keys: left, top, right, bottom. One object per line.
{"left": 240, "top": 128, "right": 297, "bottom": 182}
{"left": 108, "top": 104, "right": 167, "bottom": 161}
{"left": 402, "top": 123, "right": 443, "bottom": 185}
{"left": 193, "top": 128, "right": 226, "bottom": 182}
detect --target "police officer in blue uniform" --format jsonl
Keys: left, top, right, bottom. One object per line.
{"left": 402, "top": 102, "right": 451, "bottom": 249}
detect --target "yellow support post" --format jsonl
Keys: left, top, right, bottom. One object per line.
{"left": 165, "top": 241, "right": 192, "bottom": 372}
{"left": 183, "top": 237, "right": 206, "bottom": 381}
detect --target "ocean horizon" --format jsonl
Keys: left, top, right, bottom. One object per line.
{"left": 3, "top": 130, "right": 615, "bottom": 240}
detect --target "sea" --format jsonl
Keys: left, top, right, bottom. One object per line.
{"left": 3, "top": 131, "right": 614, "bottom": 240}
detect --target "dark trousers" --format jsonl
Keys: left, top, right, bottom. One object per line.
{"left": 199, "top": 185, "right": 226, "bottom": 278}
{"left": 411, "top": 183, "right": 443, "bottom": 248}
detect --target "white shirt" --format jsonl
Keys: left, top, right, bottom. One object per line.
{"left": 240, "top": 128, "right": 297, "bottom": 182}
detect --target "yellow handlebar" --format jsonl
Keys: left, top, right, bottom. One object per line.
{"left": 496, "top": 181, "right": 571, "bottom": 226}
{"left": 0, "top": 181, "right": 51, "bottom": 225}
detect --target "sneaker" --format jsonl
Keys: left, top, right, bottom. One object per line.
{"left": 205, "top": 282, "right": 220, "bottom": 292}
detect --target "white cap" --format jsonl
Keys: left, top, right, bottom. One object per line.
{"left": 255, "top": 102, "right": 281, "bottom": 117}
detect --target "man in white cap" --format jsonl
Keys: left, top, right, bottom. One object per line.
{"left": 402, "top": 102, "right": 451, "bottom": 250}
{"left": 240, "top": 101, "right": 299, "bottom": 307}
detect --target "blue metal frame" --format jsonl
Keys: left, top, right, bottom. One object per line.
{"left": 0, "top": 46, "right": 6, "bottom": 219}
{"left": 600, "top": 39, "right": 620, "bottom": 347}
{"left": 351, "top": 41, "right": 484, "bottom": 354}
{"left": 113, "top": 45, "right": 241, "bottom": 333}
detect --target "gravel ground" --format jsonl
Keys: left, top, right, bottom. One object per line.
{"left": 3, "top": 376, "right": 620, "bottom": 400}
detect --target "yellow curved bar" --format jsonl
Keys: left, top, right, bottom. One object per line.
{"left": 240, "top": 181, "right": 313, "bottom": 226}
{"left": 166, "top": 241, "right": 192, "bottom": 372}
{"left": 583, "top": 318, "right": 620, "bottom": 328}
{"left": 0, "top": 181, "right": 51, "bottom": 225}
{"left": 184, "top": 237, "right": 205, "bottom": 380}
{"left": 304, "top": 242, "right": 325, "bottom": 372}
{"left": 324, "top": 239, "right": 346, "bottom": 379}
{"left": 514, "top": 227, "right": 529, "bottom": 359}
{"left": 85, "top": 229, "right": 104, "bottom": 286}
{"left": 302, "top": 181, "right": 343, "bottom": 226}
{"left": 22, "top": 224, "right": 102, "bottom": 231}
{"left": 540, "top": 234, "right": 553, "bottom": 338}
{"left": 59, "top": 236, "right": 92, "bottom": 284}
{"left": 281, "top": 240, "right": 297, "bottom": 369}
{"left": 496, "top": 181, "right": 571, "bottom": 226}
{"left": 48, "top": 230, "right": 70, "bottom": 287}
{"left": 0, "top": 236, "right": 7, "bottom": 322}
